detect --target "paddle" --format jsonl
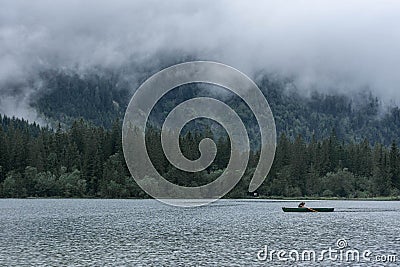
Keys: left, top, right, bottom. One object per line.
{"left": 306, "top": 207, "right": 318, "bottom": 212}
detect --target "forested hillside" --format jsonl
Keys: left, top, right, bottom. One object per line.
{"left": 34, "top": 71, "right": 130, "bottom": 128}
{"left": 1, "top": 115, "right": 399, "bottom": 198}
{"left": 33, "top": 70, "right": 400, "bottom": 146}
{"left": 2, "top": 68, "right": 400, "bottom": 199}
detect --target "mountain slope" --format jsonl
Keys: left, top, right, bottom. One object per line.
{"left": 32, "top": 69, "right": 400, "bottom": 146}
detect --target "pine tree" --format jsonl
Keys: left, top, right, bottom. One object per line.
{"left": 389, "top": 141, "right": 400, "bottom": 190}
{"left": 0, "top": 124, "right": 5, "bottom": 182}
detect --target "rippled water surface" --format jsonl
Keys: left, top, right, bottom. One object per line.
{"left": 0, "top": 199, "right": 399, "bottom": 266}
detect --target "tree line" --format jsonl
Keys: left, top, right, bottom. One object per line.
{"left": 0, "top": 114, "right": 399, "bottom": 198}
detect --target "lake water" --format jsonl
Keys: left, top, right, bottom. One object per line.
{"left": 0, "top": 199, "right": 399, "bottom": 266}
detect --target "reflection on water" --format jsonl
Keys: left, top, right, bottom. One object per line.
{"left": 0, "top": 199, "right": 399, "bottom": 266}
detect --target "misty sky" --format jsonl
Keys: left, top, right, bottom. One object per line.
{"left": 1, "top": 0, "right": 400, "bottom": 120}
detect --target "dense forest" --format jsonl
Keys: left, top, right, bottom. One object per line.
{"left": 1, "top": 114, "right": 399, "bottom": 198}
{"left": 1, "top": 69, "right": 400, "bottom": 198}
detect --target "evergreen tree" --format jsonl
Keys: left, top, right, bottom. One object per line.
{"left": 389, "top": 141, "right": 400, "bottom": 191}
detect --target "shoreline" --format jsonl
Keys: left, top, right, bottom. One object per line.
{"left": 254, "top": 196, "right": 400, "bottom": 201}
{"left": 1, "top": 196, "right": 398, "bottom": 201}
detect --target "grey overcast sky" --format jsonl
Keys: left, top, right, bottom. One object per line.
{"left": 1, "top": 0, "right": 400, "bottom": 120}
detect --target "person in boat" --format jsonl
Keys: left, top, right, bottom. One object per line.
{"left": 298, "top": 202, "right": 306, "bottom": 208}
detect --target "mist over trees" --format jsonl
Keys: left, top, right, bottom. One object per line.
{"left": 2, "top": 1, "right": 400, "bottom": 112}
{"left": 34, "top": 72, "right": 400, "bottom": 146}
{"left": 1, "top": 71, "right": 400, "bottom": 198}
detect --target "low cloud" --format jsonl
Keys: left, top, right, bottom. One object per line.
{"left": 1, "top": 0, "right": 400, "bottom": 120}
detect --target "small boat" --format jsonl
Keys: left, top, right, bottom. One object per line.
{"left": 282, "top": 207, "right": 334, "bottom": 212}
